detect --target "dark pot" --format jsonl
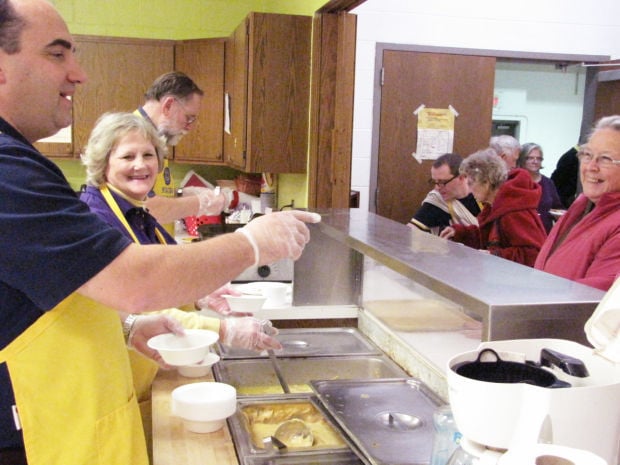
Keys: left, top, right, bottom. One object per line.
{"left": 453, "top": 348, "right": 569, "bottom": 388}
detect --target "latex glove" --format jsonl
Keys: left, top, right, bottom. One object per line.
{"left": 128, "top": 314, "right": 185, "bottom": 368}
{"left": 196, "top": 284, "right": 252, "bottom": 316}
{"left": 236, "top": 210, "right": 322, "bottom": 266}
{"left": 183, "top": 186, "right": 227, "bottom": 216}
{"left": 221, "top": 318, "right": 282, "bottom": 351}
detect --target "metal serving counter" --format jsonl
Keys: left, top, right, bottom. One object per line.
{"left": 308, "top": 209, "right": 604, "bottom": 345}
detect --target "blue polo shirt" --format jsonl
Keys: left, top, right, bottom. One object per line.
{"left": 0, "top": 118, "right": 132, "bottom": 448}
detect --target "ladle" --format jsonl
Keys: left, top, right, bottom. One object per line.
{"left": 273, "top": 418, "right": 314, "bottom": 448}
{"left": 267, "top": 349, "right": 290, "bottom": 393}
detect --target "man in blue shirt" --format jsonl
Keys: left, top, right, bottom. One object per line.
{"left": 0, "top": 1, "right": 320, "bottom": 462}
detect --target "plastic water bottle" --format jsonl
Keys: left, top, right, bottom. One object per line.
{"left": 430, "top": 404, "right": 462, "bottom": 465}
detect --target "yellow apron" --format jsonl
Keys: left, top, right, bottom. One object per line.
{"left": 0, "top": 293, "right": 148, "bottom": 465}
{"left": 100, "top": 185, "right": 161, "bottom": 403}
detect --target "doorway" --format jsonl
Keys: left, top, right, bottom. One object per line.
{"left": 375, "top": 49, "right": 495, "bottom": 224}
{"left": 370, "top": 44, "right": 608, "bottom": 224}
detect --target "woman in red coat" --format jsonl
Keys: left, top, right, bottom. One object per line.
{"left": 535, "top": 115, "right": 620, "bottom": 291}
{"left": 440, "top": 148, "right": 547, "bottom": 266}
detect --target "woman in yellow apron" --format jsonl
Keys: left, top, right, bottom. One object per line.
{"left": 78, "top": 112, "right": 282, "bottom": 453}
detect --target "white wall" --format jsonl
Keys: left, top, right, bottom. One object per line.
{"left": 493, "top": 62, "right": 585, "bottom": 176}
{"left": 350, "top": 0, "right": 620, "bottom": 211}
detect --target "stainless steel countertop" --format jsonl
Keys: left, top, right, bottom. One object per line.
{"left": 311, "top": 209, "right": 604, "bottom": 343}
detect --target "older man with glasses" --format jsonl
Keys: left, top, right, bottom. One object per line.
{"left": 134, "top": 72, "right": 233, "bottom": 227}
{"left": 408, "top": 153, "right": 481, "bottom": 235}
{"left": 535, "top": 115, "right": 620, "bottom": 291}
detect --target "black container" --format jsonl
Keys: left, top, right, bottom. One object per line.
{"left": 197, "top": 222, "right": 245, "bottom": 239}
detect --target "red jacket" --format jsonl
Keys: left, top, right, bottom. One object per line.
{"left": 535, "top": 191, "right": 620, "bottom": 291}
{"left": 451, "top": 168, "right": 547, "bottom": 266}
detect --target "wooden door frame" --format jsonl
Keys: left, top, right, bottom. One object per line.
{"left": 369, "top": 44, "right": 608, "bottom": 212}
{"left": 307, "top": 0, "right": 362, "bottom": 208}
{"left": 590, "top": 60, "right": 620, "bottom": 125}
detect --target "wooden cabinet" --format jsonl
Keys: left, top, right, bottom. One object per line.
{"left": 174, "top": 39, "right": 225, "bottom": 164}
{"left": 224, "top": 13, "right": 311, "bottom": 173}
{"left": 35, "top": 35, "right": 174, "bottom": 158}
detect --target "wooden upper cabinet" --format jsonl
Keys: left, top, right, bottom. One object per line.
{"left": 73, "top": 36, "right": 174, "bottom": 157}
{"left": 35, "top": 36, "right": 174, "bottom": 158}
{"left": 224, "top": 13, "right": 312, "bottom": 173}
{"left": 174, "top": 39, "right": 225, "bottom": 163}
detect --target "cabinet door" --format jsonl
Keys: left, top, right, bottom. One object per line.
{"left": 72, "top": 37, "right": 174, "bottom": 158}
{"left": 174, "top": 39, "right": 225, "bottom": 164}
{"left": 224, "top": 13, "right": 311, "bottom": 173}
{"left": 247, "top": 13, "right": 311, "bottom": 173}
{"left": 224, "top": 19, "right": 249, "bottom": 170}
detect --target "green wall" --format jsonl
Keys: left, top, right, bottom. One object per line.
{"left": 52, "top": 0, "right": 326, "bottom": 208}
{"left": 53, "top": 0, "right": 325, "bottom": 39}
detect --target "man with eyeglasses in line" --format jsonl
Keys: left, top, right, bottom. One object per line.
{"left": 408, "top": 153, "right": 482, "bottom": 235}
{"left": 535, "top": 115, "right": 620, "bottom": 291}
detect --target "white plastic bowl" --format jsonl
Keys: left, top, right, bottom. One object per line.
{"left": 171, "top": 382, "right": 237, "bottom": 433}
{"left": 177, "top": 352, "right": 220, "bottom": 378}
{"left": 223, "top": 294, "right": 267, "bottom": 313}
{"left": 147, "top": 329, "right": 219, "bottom": 366}
{"left": 239, "top": 282, "right": 290, "bottom": 307}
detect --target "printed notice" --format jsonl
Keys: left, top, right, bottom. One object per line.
{"left": 412, "top": 107, "right": 457, "bottom": 162}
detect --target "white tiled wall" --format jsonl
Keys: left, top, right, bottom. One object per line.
{"left": 350, "top": 0, "right": 620, "bottom": 211}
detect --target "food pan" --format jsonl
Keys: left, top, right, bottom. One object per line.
{"left": 311, "top": 378, "right": 443, "bottom": 465}
{"left": 217, "top": 328, "right": 381, "bottom": 359}
{"left": 213, "top": 355, "right": 408, "bottom": 397}
{"left": 228, "top": 396, "right": 363, "bottom": 465}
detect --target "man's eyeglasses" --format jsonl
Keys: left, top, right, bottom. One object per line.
{"left": 174, "top": 98, "right": 198, "bottom": 125}
{"left": 577, "top": 150, "right": 620, "bottom": 168}
{"left": 428, "top": 175, "right": 457, "bottom": 187}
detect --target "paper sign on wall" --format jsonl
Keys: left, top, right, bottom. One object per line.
{"left": 412, "top": 105, "right": 458, "bottom": 162}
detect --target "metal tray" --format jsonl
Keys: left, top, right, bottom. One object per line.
{"left": 228, "top": 396, "right": 363, "bottom": 465}
{"left": 240, "top": 455, "right": 364, "bottom": 465}
{"left": 217, "top": 328, "right": 381, "bottom": 359}
{"left": 213, "top": 355, "right": 408, "bottom": 397}
{"left": 311, "top": 378, "right": 444, "bottom": 465}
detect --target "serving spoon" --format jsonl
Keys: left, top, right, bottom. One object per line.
{"left": 273, "top": 418, "right": 314, "bottom": 448}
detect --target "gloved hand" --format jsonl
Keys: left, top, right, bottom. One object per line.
{"left": 221, "top": 317, "right": 282, "bottom": 351}
{"left": 128, "top": 314, "right": 185, "bottom": 367}
{"left": 183, "top": 186, "right": 228, "bottom": 216}
{"left": 196, "top": 284, "right": 252, "bottom": 316}
{"left": 236, "top": 210, "right": 322, "bottom": 266}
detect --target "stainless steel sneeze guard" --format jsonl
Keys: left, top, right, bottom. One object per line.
{"left": 311, "top": 209, "right": 605, "bottom": 344}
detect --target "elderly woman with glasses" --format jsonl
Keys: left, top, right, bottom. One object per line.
{"left": 535, "top": 115, "right": 620, "bottom": 291}
{"left": 517, "top": 142, "right": 564, "bottom": 233}
{"left": 440, "top": 148, "right": 546, "bottom": 266}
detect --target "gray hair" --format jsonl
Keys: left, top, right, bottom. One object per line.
{"left": 0, "top": 0, "right": 27, "bottom": 54}
{"left": 591, "top": 115, "right": 620, "bottom": 136}
{"left": 81, "top": 112, "right": 167, "bottom": 187}
{"left": 460, "top": 148, "right": 508, "bottom": 191}
{"left": 144, "top": 71, "right": 203, "bottom": 101}
{"left": 517, "top": 142, "right": 544, "bottom": 169}
{"left": 489, "top": 134, "right": 520, "bottom": 157}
